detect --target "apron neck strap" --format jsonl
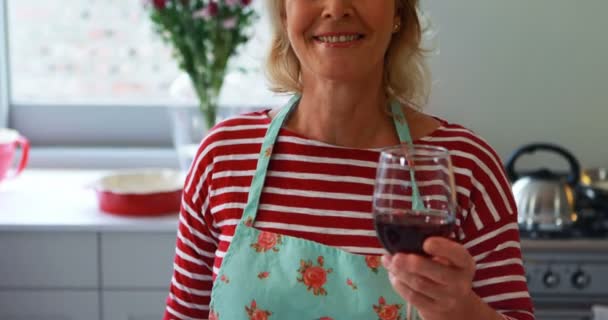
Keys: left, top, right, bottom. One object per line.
{"left": 240, "top": 95, "right": 300, "bottom": 222}
{"left": 390, "top": 99, "right": 415, "bottom": 143}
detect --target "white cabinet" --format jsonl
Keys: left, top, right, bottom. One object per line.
{"left": 100, "top": 232, "right": 176, "bottom": 319}
{"left": 102, "top": 291, "right": 168, "bottom": 320}
{"left": 0, "top": 290, "right": 99, "bottom": 320}
{"left": 100, "top": 232, "right": 176, "bottom": 289}
{"left": 0, "top": 231, "right": 176, "bottom": 320}
{"left": 0, "top": 232, "right": 98, "bottom": 288}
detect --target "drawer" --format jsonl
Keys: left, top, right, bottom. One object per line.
{"left": 101, "top": 232, "right": 176, "bottom": 289}
{"left": 0, "top": 289, "right": 99, "bottom": 320}
{"left": 102, "top": 290, "right": 168, "bottom": 320}
{"left": 0, "top": 232, "right": 98, "bottom": 288}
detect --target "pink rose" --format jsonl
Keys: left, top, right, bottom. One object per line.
{"left": 222, "top": 17, "right": 238, "bottom": 29}
{"left": 152, "top": 0, "right": 166, "bottom": 10}
{"left": 208, "top": 2, "right": 219, "bottom": 16}
{"left": 303, "top": 266, "right": 327, "bottom": 289}
{"left": 192, "top": 1, "right": 219, "bottom": 20}
{"left": 365, "top": 255, "right": 381, "bottom": 269}
{"left": 256, "top": 231, "right": 278, "bottom": 251}
{"left": 225, "top": 0, "right": 240, "bottom": 7}
{"left": 251, "top": 310, "right": 269, "bottom": 320}
{"left": 378, "top": 305, "right": 400, "bottom": 320}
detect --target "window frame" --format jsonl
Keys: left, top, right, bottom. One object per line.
{"left": 1, "top": 0, "right": 9, "bottom": 128}
{"left": 0, "top": 1, "right": 276, "bottom": 168}
{"left": 1, "top": 0, "right": 183, "bottom": 148}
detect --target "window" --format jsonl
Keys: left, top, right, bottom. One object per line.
{"left": 3, "top": 0, "right": 286, "bottom": 151}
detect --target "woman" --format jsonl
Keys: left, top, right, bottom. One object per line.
{"left": 164, "top": 0, "right": 534, "bottom": 319}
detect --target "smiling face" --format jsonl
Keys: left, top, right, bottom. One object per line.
{"left": 283, "top": 0, "right": 399, "bottom": 83}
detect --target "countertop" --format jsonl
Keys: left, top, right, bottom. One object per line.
{"left": 0, "top": 170, "right": 178, "bottom": 232}
{"left": 1, "top": 170, "right": 607, "bottom": 251}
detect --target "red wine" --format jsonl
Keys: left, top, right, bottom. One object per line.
{"left": 374, "top": 210, "right": 455, "bottom": 255}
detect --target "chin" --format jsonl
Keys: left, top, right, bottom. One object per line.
{"left": 314, "top": 63, "right": 377, "bottom": 83}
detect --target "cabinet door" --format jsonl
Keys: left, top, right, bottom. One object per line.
{"left": 0, "top": 232, "right": 98, "bottom": 288}
{"left": 0, "top": 290, "right": 99, "bottom": 320}
{"left": 101, "top": 232, "right": 176, "bottom": 289}
{"left": 102, "top": 291, "right": 168, "bottom": 320}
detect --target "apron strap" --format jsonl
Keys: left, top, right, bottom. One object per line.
{"left": 240, "top": 95, "right": 300, "bottom": 222}
{"left": 390, "top": 101, "right": 425, "bottom": 211}
{"left": 390, "top": 100, "right": 414, "bottom": 144}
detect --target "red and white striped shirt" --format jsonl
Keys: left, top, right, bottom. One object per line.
{"left": 164, "top": 110, "right": 534, "bottom": 320}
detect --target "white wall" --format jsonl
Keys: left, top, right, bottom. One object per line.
{"left": 224, "top": 1, "right": 607, "bottom": 171}
{"left": 424, "top": 0, "right": 608, "bottom": 170}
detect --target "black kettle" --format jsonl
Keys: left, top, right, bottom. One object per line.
{"left": 505, "top": 143, "right": 580, "bottom": 235}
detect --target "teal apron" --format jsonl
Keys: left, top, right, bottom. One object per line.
{"left": 209, "top": 95, "right": 421, "bottom": 320}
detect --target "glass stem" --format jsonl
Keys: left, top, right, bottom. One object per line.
{"left": 407, "top": 303, "right": 416, "bottom": 320}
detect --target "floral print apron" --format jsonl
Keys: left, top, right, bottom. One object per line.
{"left": 209, "top": 95, "right": 420, "bottom": 320}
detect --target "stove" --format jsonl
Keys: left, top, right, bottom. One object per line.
{"left": 508, "top": 169, "right": 608, "bottom": 319}
{"left": 521, "top": 235, "right": 608, "bottom": 320}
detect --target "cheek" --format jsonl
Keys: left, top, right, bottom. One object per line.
{"left": 284, "top": 2, "right": 318, "bottom": 42}
{"left": 364, "top": 3, "right": 397, "bottom": 37}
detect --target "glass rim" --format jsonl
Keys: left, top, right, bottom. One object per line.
{"left": 379, "top": 144, "right": 450, "bottom": 159}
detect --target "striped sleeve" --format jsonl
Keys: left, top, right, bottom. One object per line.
{"left": 164, "top": 133, "right": 219, "bottom": 320}
{"left": 460, "top": 138, "right": 535, "bottom": 320}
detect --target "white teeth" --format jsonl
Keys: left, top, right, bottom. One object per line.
{"left": 317, "top": 35, "right": 360, "bottom": 43}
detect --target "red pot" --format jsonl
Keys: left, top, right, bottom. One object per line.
{"left": 93, "top": 169, "right": 184, "bottom": 217}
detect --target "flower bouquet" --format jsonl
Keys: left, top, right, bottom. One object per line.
{"left": 147, "top": 0, "right": 258, "bottom": 129}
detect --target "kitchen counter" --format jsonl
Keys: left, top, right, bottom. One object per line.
{"left": 1, "top": 169, "right": 607, "bottom": 249}
{"left": 0, "top": 169, "right": 179, "bottom": 232}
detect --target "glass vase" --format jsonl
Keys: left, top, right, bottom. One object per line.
{"left": 169, "top": 105, "right": 212, "bottom": 171}
{"left": 168, "top": 73, "right": 217, "bottom": 171}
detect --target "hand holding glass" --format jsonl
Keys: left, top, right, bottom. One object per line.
{"left": 373, "top": 144, "right": 458, "bottom": 320}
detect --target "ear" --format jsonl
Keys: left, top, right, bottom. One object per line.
{"left": 393, "top": 1, "right": 402, "bottom": 29}
{"left": 392, "top": 16, "right": 401, "bottom": 33}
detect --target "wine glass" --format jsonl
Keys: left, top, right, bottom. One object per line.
{"left": 373, "top": 144, "right": 458, "bottom": 320}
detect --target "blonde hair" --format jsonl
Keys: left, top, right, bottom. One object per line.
{"left": 264, "top": 0, "right": 432, "bottom": 108}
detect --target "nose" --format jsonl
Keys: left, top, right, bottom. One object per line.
{"left": 322, "top": 0, "right": 354, "bottom": 21}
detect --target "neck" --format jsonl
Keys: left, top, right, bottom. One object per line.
{"left": 287, "top": 72, "right": 399, "bottom": 149}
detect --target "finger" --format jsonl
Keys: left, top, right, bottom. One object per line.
{"left": 390, "top": 253, "right": 458, "bottom": 286}
{"left": 388, "top": 273, "right": 436, "bottom": 312}
{"left": 390, "top": 269, "right": 450, "bottom": 301}
{"left": 432, "top": 255, "right": 452, "bottom": 267}
{"left": 423, "top": 237, "right": 473, "bottom": 270}
{"left": 381, "top": 254, "right": 393, "bottom": 269}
